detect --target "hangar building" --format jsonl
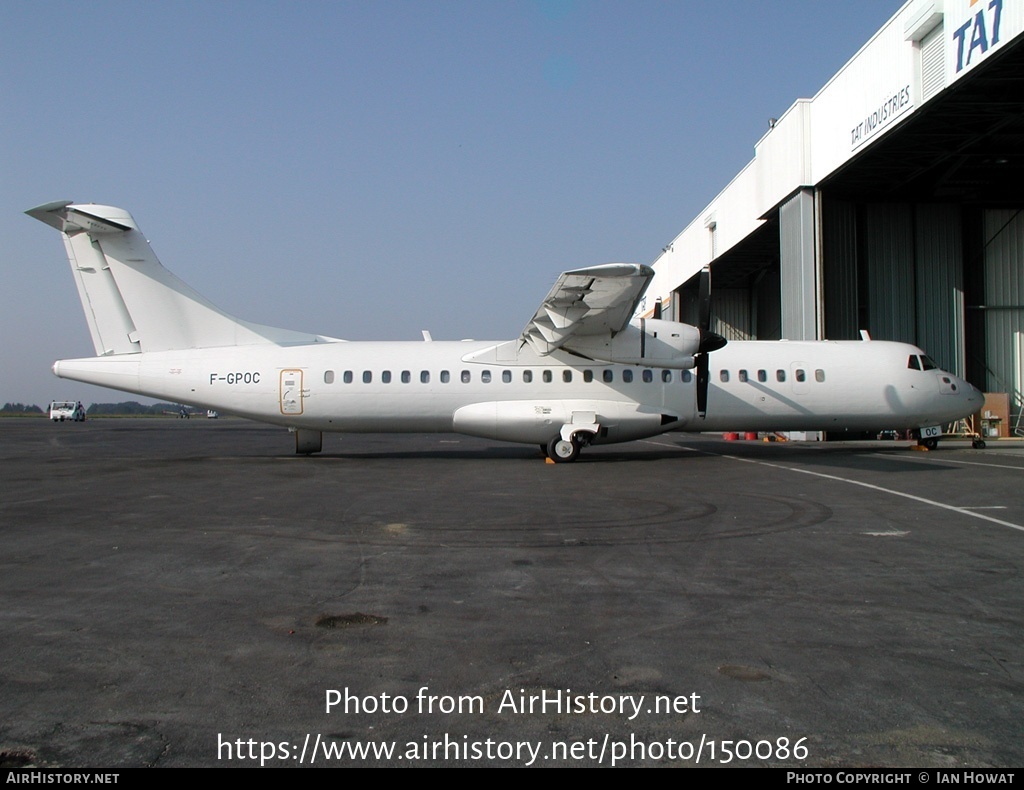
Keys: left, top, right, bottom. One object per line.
{"left": 647, "top": 0, "right": 1023, "bottom": 436}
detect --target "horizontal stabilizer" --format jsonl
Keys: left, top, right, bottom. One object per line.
{"left": 28, "top": 201, "right": 339, "bottom": 355}
{"left": 27, "top": 202, "right": 133, "bottom": 235}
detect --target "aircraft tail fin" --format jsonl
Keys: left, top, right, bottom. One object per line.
{"left": 27, "top": 201, "right": 331, "bottom": 355}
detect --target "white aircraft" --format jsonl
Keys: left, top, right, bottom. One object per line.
{"left": 27, "top": 201, "right": 983, "bottom": 461}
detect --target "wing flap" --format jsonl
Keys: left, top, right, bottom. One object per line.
{"left": 521, "top": 263, "right": 653, "bottom": 355}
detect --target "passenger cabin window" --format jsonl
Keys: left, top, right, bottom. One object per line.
{"left": 776, "top": 370, "right": 785, "bottom": 382}
{"left": 362, "top": 371, "right": 372, "bottom": 384}
{"left": 481, "top": 370, "right": 491, "bottom": 383}
{"left": 324, "top": 370, "right": 335, "bottom": 384}
{"left": 461, "top": 370, "right": 471, "bottom": 383}
{"left": 720, "top": 370, "right": 729, "bottom": 383}
{"left": 757, "top": 370, "right": 767, "bottom": 382}
{"left": 401, "top": 370, "right": 411, "bottom": 383}
{"left": 795, "top": 369, "right": 806, "bottom": 382}
{"left": 815, "top": 369, "right": 825, "bottom": 382}
{"left": 738, "top": 369, "right": 748, "bottom": 383}
{"left": 440, "top": 370, "right": 450, "bottom": 383}
{"left": 642, "top": 370, "right": 653, "bottom": 383}
{"left": 584, "top": 370, "right": 594, "bottom": 383}
{"left": 543, "top": 370, "right": 553, "bottom": 383}
{"left": 502, "top": 370, "right": 512, "bottom": 383}
{"left": 344, "top": 370, "right": 353, "bottom": 384}
{"left": 682, "top": 370, "right": 692, "bottom": 383}
{"left": 563, "top": 370, "right": 572, "bottom": 383}
{"left": 523, "top": 370, "right": 533, "bottom": 383}
{"left": 662, "top": 370, "right": 672, "bottom": 383}
{"left": 421, "top": 371, "right": 430, "bottom": 383}
{"left": 381, "top": 370, "right": 392, "bottom": 384}
{"left": 603, "top": 370, "right": 614, "bottom": 383}
{"left": 622, "top": 369, "right": 633, "bottom": 383}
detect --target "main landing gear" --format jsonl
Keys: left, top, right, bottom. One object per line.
{"left": 545, "top": 430, "right": 594, "bottom": 463}
{"left": 547, "top": 435, "right": 580, "bottom": 463}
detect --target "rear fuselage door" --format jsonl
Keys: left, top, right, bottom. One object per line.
{"left": 280, "top": 369, "right": 304, "bottom": 415}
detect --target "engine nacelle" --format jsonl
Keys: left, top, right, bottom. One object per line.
{"left": 565, "top": 318, "right": 701, "bottom": 369}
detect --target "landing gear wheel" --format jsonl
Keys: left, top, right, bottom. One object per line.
{"left": 547, "top": 435, "right": 580, "bottom": 463}
{"left": 920, "top": 438, "right": 938, "bottom": 451}
{"left": 972, "top": 438, "right": 987, "bottom": 449}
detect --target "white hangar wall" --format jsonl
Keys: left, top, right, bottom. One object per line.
{"left": 649, "top": 0, "right": 1024, "bottom": 426}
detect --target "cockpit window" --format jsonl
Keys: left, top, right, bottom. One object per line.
{"left": 908, "top": 355, "right": 921, "bottom": 370}
{"left": 920, "top": 355, "right": 938, "bottom": 371}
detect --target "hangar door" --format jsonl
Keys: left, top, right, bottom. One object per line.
{"left": 983, "top": 209, "right": 1024, "bottom": 432}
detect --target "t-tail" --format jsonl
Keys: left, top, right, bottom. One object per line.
{"left": 26, "top": 201, "right": 333, "bottom": 355}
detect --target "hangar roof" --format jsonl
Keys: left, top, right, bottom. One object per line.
{"left": 824, "top": 37, "right": 1024, "bottom": 204}
{"left": 652, "top": 1, "right": 1024, "bottom": 297}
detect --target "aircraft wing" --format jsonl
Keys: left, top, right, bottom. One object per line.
{"left": 520, "top": 263, "right": 654, "bottom": 355}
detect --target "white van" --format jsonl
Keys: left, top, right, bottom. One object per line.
{"left": 50, "top": 401, "right": 85, "bottom": 421}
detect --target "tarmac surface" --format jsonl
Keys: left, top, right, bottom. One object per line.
{"left": 1, "top": 417, "right": 1022, "bottom": 768}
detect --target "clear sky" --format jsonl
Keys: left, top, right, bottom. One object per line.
{"left": 2, "top": 0, "right": 902, "bottom": 406}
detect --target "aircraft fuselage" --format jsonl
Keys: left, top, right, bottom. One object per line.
{"left": 53, "top": 336, "right": 981, "bottom": 445}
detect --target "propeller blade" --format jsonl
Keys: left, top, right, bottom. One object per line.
{"left": 695, "top": 265, "right": 720, "bottom": 418}
{"left": 696, "top": 351, "right": 709, "bottom": 417}
{"left": 698, "top": 265, "right": 712, "bottom": 331}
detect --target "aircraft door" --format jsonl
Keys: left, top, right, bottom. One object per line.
{"left": 280, "top": 369, "right": 305, "bottom": 415}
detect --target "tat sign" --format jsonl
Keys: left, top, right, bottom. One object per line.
{"left": 850, "top": 85, "right": 913, "bottom": 150}
{"left": 949, "top": 0, "right": 1008, "bottom": 77}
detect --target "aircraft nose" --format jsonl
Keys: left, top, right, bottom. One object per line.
{"left": 962, "top": 380, "right": 984, "bottom": 408}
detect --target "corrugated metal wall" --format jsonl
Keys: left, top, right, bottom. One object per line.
{"left": 915, "top": 204, "right": 964, "bottom": 374}
{"left": 674, "top": 285, "right": 755, "bottom": 340}
{"left": 674, "top": 287, "right": 697, "bottom": 325}
{"left": 755, "top": 266, "right": 781, "bottom": 339}
{"left": 712, "top": 289, "right": 752, "bottom": 341}
{"left": 864, "top": 203, "right": 916, "bottom": 343}
{"left": 779, "top": 189, "right": 819, "bottom": 340}
{"left": 822, "top": 198, "right": 859, "bottom": 339}
{"left": 983, "top": 209, "right": 1024, "bottom": 419}
{"left": 857, "top": 202, "right": 964, "bottom": 371}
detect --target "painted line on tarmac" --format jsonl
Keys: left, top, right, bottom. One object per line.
{"left": 668, "top": 441, "right": 1024, "bottom": 534}
{"left": 873, "top": 453, "right": 1024, "bottom": 472}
